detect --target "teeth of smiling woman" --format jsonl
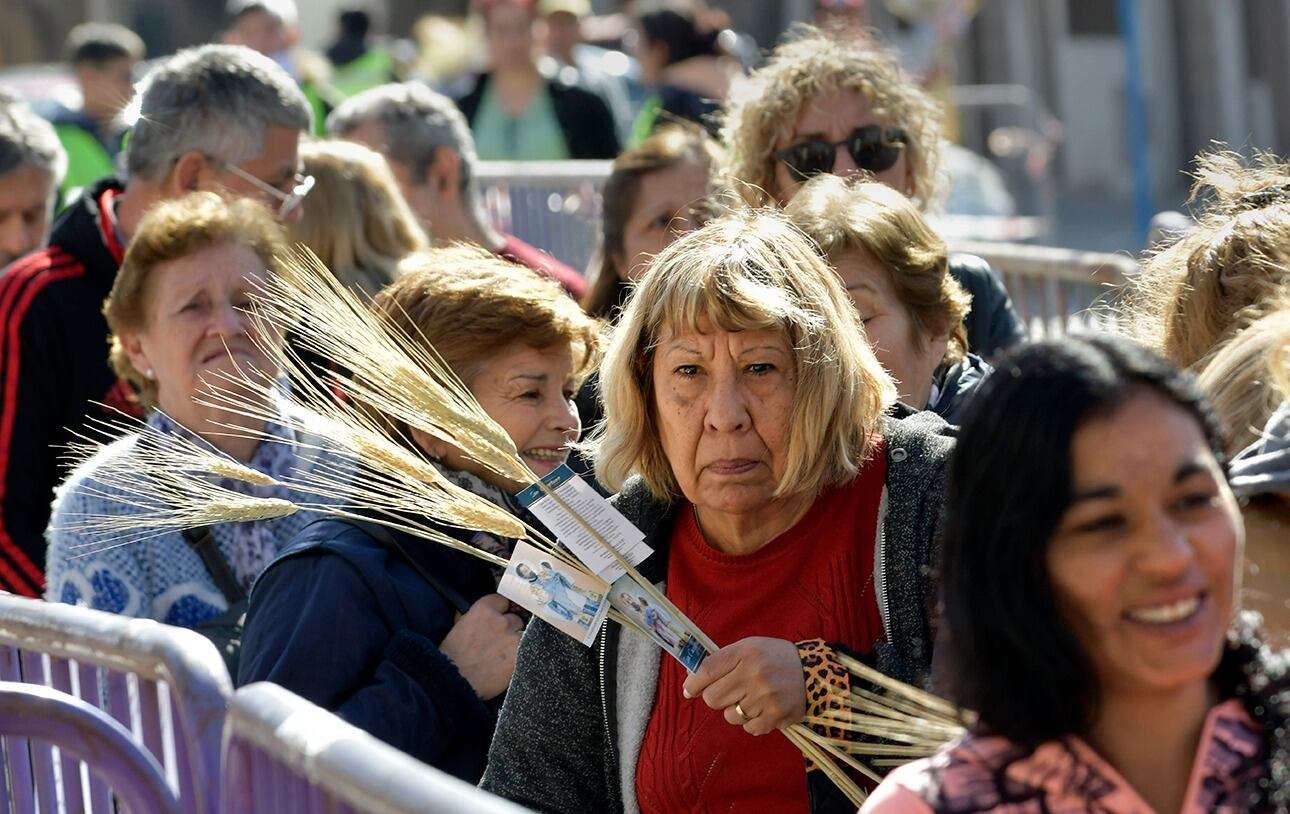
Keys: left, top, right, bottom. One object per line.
{"left": 1125, "top": 596, "right": 1201, "bottom": 624}
{"left": 524, "top": 448, "right": 565, "bottom": 462}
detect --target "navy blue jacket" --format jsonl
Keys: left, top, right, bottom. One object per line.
{"left": 237, "top": 518, "right": 498, "bottom": 781}
{"left": 948, "top": 253, "right": 1026, "bottom": 360}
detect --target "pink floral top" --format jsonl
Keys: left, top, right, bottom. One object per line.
{"left": 860, "top": 700, "right": 1265, "bottom": 813}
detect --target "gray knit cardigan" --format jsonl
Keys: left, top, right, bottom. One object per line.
{"left": 481, "top": 411, "right": 955, "bottom": 814}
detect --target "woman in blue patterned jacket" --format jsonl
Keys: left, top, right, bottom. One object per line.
{"left": 44, "top": 192, "right": 343, "bottom": 630}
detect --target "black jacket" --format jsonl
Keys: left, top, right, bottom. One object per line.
{"left": 481, "top": 411, "right": 956, "bottom": 814}
{"left": 948, "top": 253, "right": 1025, "bottom": 360}
{"left": 0, "top": 177, "right": 134, "bottom": 596}
{"left": 456, "top": 72, "right": 621, "bottom": 160}
{"left": 237, "top": 517, "right": 498, "bottom": 781}
{"left": 927, "top": 352, "right": 992, "bottom": 426}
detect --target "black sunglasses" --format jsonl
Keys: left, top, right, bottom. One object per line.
{"left": 773, "top": 125, "right": 908, "bottom": 182}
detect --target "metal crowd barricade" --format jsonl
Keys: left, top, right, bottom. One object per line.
{"left": 0, "top": 681, "right": 182, "bottom": 814}
{"left": 950, "top": 239, "right": 1137, "bottom": 339}
{"left": 0, "top": 593, "right": 231, "bottom": 814}
{"left": 221, "top": 682, "right": 532, "bottom": 814}
{"left": 475, "top": 162, "right": 1140, "bottom": 338}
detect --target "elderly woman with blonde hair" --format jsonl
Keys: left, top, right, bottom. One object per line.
{"left": 720, "top": 25, "right": 1024, "bottom": 359}
{"left": 289, "top": 139, "right": 428, "bottom": 296}
{"left": 482, "top": 210, "right": 955, "bottom": 813}
{"left": 786, "top": 174, "right": 986, "bottom": 422}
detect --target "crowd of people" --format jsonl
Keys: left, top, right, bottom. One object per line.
{"left": 0, "top": 1, "right": 1288, "bottom": 812}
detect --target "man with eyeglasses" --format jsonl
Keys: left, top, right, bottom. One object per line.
{"left": 0, "top": 44, "right": 312, "bottom": 597}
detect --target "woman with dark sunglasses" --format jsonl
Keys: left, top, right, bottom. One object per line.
{"left": 721, "top": 26, "right": 1026, "bottom": 361}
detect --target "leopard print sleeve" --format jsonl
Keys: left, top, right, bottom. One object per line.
{"left": 796, "top": 638, "right": 853, "bottom": 770}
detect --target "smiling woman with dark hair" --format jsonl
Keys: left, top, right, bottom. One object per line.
{"left": 862, "top": 336, "right": 1290, "bottom": 813}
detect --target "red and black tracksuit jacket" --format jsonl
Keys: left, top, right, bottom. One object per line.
{"left": 0, "top": 178, "right": 139, "bottom": 596}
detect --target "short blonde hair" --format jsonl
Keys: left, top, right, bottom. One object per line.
{"left": 379, "top": 243, "right": 603, "bottom": 387}
{"left": 1197, "top": 306, "right": 1290, "bottom": 456}
{"left": 721, "top": 25, "right": 944, "bottom": 210}
{"left": 1128, "top": 149, "right": 1290, "bottom": 369}
{"left": 785, "top": 175, "right": 970, "bottom": 363}
{"left": 290, "top": 139, "right": 429, "bottom": 297}
{"left": 593, "top": 209, "right": 896, "bottom": 500}
{"left": 105, "top": 192, "right": 287, "bottom": 410}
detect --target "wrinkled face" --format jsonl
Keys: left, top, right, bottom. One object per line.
{"left": 122, "top": 242, "right": 282, "bottom": 430}
{"left": 615, "top": 161, "right": 713, "bottom": 283}
{"left": 440, "top": 341, "right": 582, "bottom": 489}
{"left": 225, "top": 9, "right": 293, "bottom": 56}
{"left": 77, "top": 56, "right": 136, "bottom": 120}
{"left": 651, "top": 316, "right": 796, "bottom": 515}
{"left": 0, "top": 165, "right": 53, "bottom": 268}
{"left": 1047, "top": 389, "right": 1243, "bottom": 699}
{"left": 773, "top": 89, "right": 911, "bottom": 204}
{"left": 486, "top": 3, "right": 537, "bottom": 72}
{"left": 207, "top": 125, "right": 305, "bottom": 223}
{"left": 832, "top": 248, "right": 944, "bottom": 409}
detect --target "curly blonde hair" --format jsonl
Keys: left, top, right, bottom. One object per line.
{"left": 1128, "top": 149, "right": 1290, "bottom": 369}
{"left": 720, "top": 25, "right": 945, "bottom": 210}
{"left": 785, "top": 175, "right": 970, "bottom": 363}
{"left": 592, "top": 209, "right": 895, "bottom": 501}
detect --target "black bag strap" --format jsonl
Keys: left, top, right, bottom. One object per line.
{"left": 181, "top": 526, "right": 248, "bottom": 605}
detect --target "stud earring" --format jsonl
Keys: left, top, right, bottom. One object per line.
{"left": 145, "top": 368, "right": 155, "bottom": 381}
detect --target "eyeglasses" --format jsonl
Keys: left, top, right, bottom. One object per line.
{"left": 773, "top": 125, "right": 908, "bottom": 182}
{"left": 215, "top": 160, "right": 315, "bottom": 220}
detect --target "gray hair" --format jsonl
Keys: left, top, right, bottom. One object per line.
{"left": 0, "top": 92, "right": 67, "bottom": 188}
{"left": 327, "top": 82, "right": 478, "bottom": 193}
{"left": 124, "top": 44, "right": 312, "bottom": 182}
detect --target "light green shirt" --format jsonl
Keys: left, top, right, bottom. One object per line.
{"left": 472, "top": 81, "right": 570, "bottom": 161}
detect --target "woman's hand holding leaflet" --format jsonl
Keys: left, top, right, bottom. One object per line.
{"left": 682, "top": 637, "right": 807, "bottom": 736}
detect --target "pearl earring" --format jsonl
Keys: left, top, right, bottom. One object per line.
{"left": 145, "top": 368, "right": 155, "bottom": 381}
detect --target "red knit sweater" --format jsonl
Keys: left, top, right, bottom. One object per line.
{"left": 635, "top": 446, "right": 887, "bottom": 813}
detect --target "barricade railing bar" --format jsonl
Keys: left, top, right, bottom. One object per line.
{"left": 0, "top": 680, "right": 182, "bottom": 814}
{"left": 0, "top": 594, "right": 230, "bottom": 814}
{"left": 221, "top": 682, "right": 532, "bottom": 814}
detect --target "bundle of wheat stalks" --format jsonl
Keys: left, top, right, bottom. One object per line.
{"left": 64, "top": 249, "right": 964, "bottom": 805}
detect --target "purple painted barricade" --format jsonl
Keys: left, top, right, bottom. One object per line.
{"left": 0, "top": 681, "right": 182, "bottom": 814}
{"left": 0, "top": 593, "right": 231, "bottom": 814}
{"left": 222, "top": 683, "right": 533, "bottom": 814}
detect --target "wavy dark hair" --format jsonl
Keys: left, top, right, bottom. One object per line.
{"left": 940, "top": 335, "right": 1229, "bottom": 746}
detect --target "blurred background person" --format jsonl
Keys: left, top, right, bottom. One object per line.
{"left": 581, "top": 122, "right": 723, "bottom": 320}
{"left": 329, "top": 81, "right": 585, "bottom": 296}
{"left": 457, "top": 0, "right": 619, "bottom": 161}
{"left": 239, "top": 244, "right": 602, "bottom": 779}
{"left": 629, "top": 0, "right": 740, "bottom": 142}
{"left": 0, "top": 93, "right": 65, "bottom": 269}
{"left": 43, "top": 22, "right": 143, "bottom": 205}
{"left": 324, "top": 5, "right": 397, "bottom": 102}
{"left": 863, "top": 336, "right": 1284, "bottom": 813}
{"left": 537, "top": 0, "right": 636, "bottom": 145}
{"left": 290, "top": 139, "right": 427, "bottom": 297}
{"left": 721, "top": 25, "right": 1024, "bottom": 360}
{"left": 222, "top": 0, "right": 330, "bottom": 133}
{"left": 46, "top": 193, "right": 344, "bottom": 636}
{"left": 0, "top": 44, "right": 312, "bottom": 598}
{"left": 786, "top": 174, "right": 987, "bottom": 423}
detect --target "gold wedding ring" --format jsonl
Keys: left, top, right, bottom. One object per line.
{"left": 734, "top": 702, "right": 749, "bottom": 721}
